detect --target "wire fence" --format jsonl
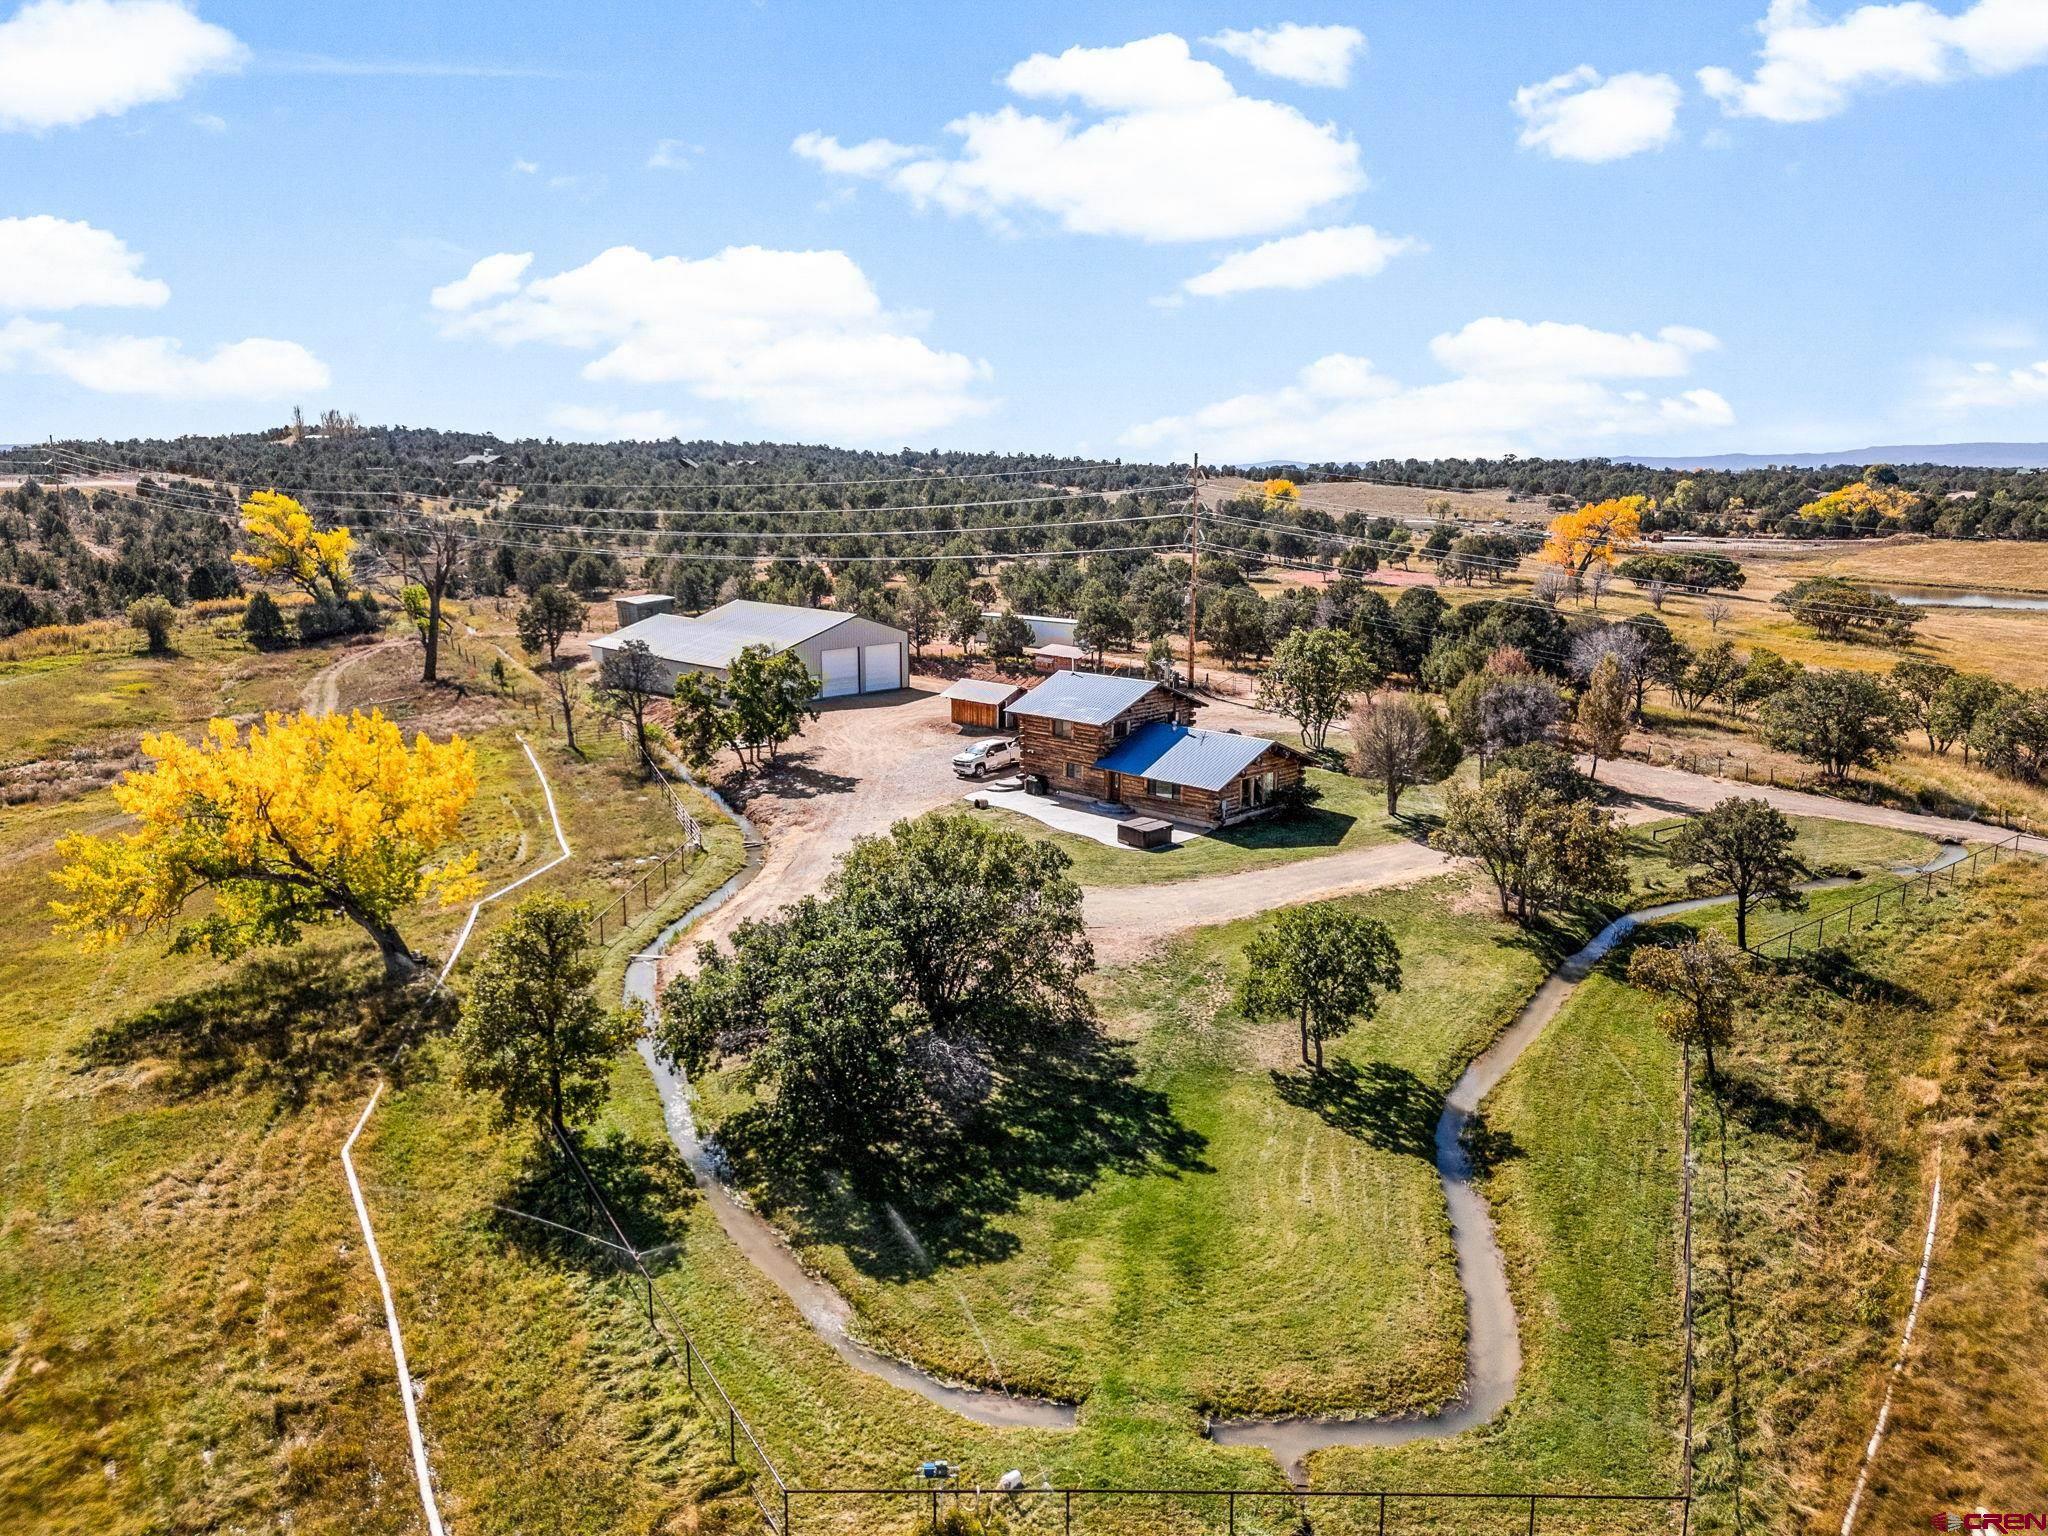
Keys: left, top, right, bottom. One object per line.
{"left": 587, "top": 840, "right": 704, "bottom": 948}
{"left": 780, "top": 1485, "right": 1690, "bottom": 1536}
{"left": 1747, "top": 831, "right": 2047, "bottom": 959}
{"left": 549, "top": 1127, "right": 791, "bottom": 1533}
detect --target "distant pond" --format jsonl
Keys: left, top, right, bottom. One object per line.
{"left": 1877, "top": 587, "right": 2048, "bottom": 612}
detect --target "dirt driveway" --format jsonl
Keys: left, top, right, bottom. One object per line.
{"left": 657, "top": 681, "right": 965, "bottom": 983}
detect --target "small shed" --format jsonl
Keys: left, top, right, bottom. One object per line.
{"left": 614, "top": 592, "right": 676, "bottom": 626}
{"left": 1031, "top": 643, "right": 1090, "bottom": 673}
{"left": 940, "top": 677, "right": 1027, "bottom": 730}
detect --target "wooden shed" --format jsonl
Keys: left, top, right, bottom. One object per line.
{"left": 940, "top": 677, "right": 1027, "bottom": 730}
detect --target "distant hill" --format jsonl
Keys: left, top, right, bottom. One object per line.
{"left": 1628, "top": 442, "right": 2048, "bottom": 471}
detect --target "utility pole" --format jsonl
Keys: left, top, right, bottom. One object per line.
{"left": 1183, "top": 451, "right": 1200, "bottom": 689}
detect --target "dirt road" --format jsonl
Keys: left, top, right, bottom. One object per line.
{"left": 1590, "top": 756, "right": 2009, "bottom": 845}
{"left": 655, "top": 682, "right": 963, "bottom": 985}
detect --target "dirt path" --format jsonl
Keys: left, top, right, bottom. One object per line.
{"left": 1590, "top": 757, "right": 2008, "bottom": 845}
{"left": 301, "top": 638, "right": 408, "bottom": 717}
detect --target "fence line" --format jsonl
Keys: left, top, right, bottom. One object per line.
{"left": 588, "top": 839, "right": 703, "bottom": 948}
{"left": 1748, "top": 832, "right": 2043, "bottom": 959}
{"left": 548, "top": 1126, "right": 790, "bottom": 1534}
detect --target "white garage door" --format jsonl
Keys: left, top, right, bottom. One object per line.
{"left": 861, "top": 642, "right": 903, "bottom": 692}
{"left": 818, "top": 646, "right": 860, "bottom": 698}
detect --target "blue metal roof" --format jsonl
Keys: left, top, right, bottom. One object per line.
{"left": 1004, "top": 670, "right": 1163, "bottom": 725}
{"left": 1094, "top": 722, "right": 1285, "bottom": 793}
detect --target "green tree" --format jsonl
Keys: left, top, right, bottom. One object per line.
{"left": 454, "top": 893, "right": 636, "bottom": 1132}
{"left": 515, "top": 583, "right": 585, "bottom": 667}
{"left": 1073, "top": 587, "right": 1134, "bottom": 663}
{"left": 834, "top": 812, "right": 1092, "bottom": 1042}
{"left": 126, "top": 595, "right": 177, "bottom": 653}
{"left": 1891, "top": 659, "right": 1957, "bottom": 751}
{"left": 592, "top": 638, "right": 668, "bottom": 772}
{"left": 241, "top": 590, "right": 287, "bottom": 650}
{"left": 984, "top": 610, "right": 1034, "bottom": 659}
{"left": 1759, "top": 669, "right": 1909, "bottom": 782}
{"left": 1205, "top": 586, "right": 1269, "bottom": 665}
{"left": 900, "top": 584, "right": 941, "bottom": 660}
{"left": 726, "top": 644, "right": 820, "bottom": 767}
{"left": 1665, "top": 797, "right": 1806, "bottom": 951}
{"left": 1237, "top": 904, "right": 1402, "bottom": 1068}
{"left": 1257, "top": 627, "right": 1377, "bottom": 752}
{"left": 1348, "top": 692, "right": 1460, "bottom": 815}
{"left": 946, "top": 597, "right": 984, "bottom": 656}
{"left": 1931, "top": 672, "right": 2006, "bottom": 763}
{"left": 1627, "top": 932, "right": 1746, "bottom": 1082}
{"left": 671, "top": 670, "right": 736, "bottom": 772}
{"left": 1576, "top": 653, "right": 1631, "bottom": 781}
{"left": 1970, "top": 688, "right": 2048, "bottom": 784}
{"left": 1435, "top": 767, "right": 1626, "bottom": 922}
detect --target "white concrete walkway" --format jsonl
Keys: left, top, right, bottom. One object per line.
{"left": 959, "top": 783, "right": 1198, "bottom": 847}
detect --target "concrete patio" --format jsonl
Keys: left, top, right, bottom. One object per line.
{"left": 959, "top": 781, "right": 1199, "bottom": 849}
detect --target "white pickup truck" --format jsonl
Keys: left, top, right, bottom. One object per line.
{"left": 952, "top": 738, "right": 1020, "bottom": 779}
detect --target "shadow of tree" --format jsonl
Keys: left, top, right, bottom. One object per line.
{"left": 718, "top": 1030, "right": 1210, "bottom": 1280}
{"left": 732, "top": 749, "right": 858, "bottom": 804}
{"left": 1781, "top": 949, "right": 1926, "bottom": 1011}
{"left": 1711, "top": 1072, "right": 1857, "bottom": 1153}
{"left": 79, "top": 950, "right": 449, "bottom": 1107}
{"left": 1269, "top": 1058, "right": 1443, "bottom": 1162}
{"left": 1202, "top": 804, "right": 1356, "bottom": 855}
{"left": 494, "top": 1129, "right": 698, "bottom": 1276}
{"left": 1460, "top": 1113, "right": 1524, "bottom": 1175}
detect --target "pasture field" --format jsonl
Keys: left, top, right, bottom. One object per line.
{"left": 0, "top": 615, "right": 751, "bottom": 1536}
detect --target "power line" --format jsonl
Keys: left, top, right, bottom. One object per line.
{"left": 380, "top": 505, "right": 1190, "bottom": 543}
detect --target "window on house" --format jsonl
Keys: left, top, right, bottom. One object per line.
{"left": 1111, "top": 719, "right": 1130, "bottom": 741}
{"left": 1146, "top": 779, "right": 1180, "bottom": 800}
{"left": 1242, "top": 771, "right": 1275, "bottom": 807}
{"left": 1051, "top": 718, "right": 1073, "bottom": 740}
{"left": 1064, "top": 762, "right": 1082, "bottom": 781}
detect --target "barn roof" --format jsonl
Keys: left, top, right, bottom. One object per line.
{"left": 1003, "top": 669, "right": 1161, "bottom": 725}
{"left": 589, "top": 599, "right": 859, "bottom": 670}
{"left": 1094, "top": 722, "right": 1290, "bottom": 792}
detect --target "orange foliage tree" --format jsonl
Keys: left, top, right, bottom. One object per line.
{"left": 1542, "top": 496, "right": 1645, "bottom": 577}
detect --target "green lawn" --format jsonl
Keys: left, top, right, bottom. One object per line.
{"left": 687, "top": 876, "right": 1556, "bottom": 1427}
{"left": 967, "top": 766, "right": 1445, "bottom": 887}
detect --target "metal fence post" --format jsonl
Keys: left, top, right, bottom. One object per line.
{"left": 1065, "top": 1489, "right": 1072, "bottom": 1536}
{"left": 782, "top": 1488, "right": 790, "bottom": 1535}
{"left": 1528, "top": 1494, "right": 1538, "bottom": 1536}
{"left": 729, "top": 1406, "right": 737, "bottom": 1462}
{"left": 1227, "top": 1490, "right": 1235, "bottom": 1534}
{"left": 1378, "top": 1491, "right": 1388, "bottom": 1536}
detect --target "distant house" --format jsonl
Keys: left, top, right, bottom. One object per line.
{"left": 1030, "top": 642, "right": 1091, "bottom": 672}
{"left": 981, "top": 610, "right": 1076, "bottom": 646}
{"left": 939, "top": 677, "right": 1026, "bottom": 729}
{"left": 588, "top": 598, "right": 908, "bottom": 700}
{"left": 1006, "top": 671, "right": 1303, "bottom": 828}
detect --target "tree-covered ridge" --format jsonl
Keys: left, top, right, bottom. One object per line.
{"left": 1218, "top": 454, "right": 2048, "bottom": 540}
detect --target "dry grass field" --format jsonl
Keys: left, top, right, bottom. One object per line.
{"left": 1205, "top": 475, "right": 1530, "bottom": 524}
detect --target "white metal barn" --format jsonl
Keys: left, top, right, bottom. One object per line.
{"left": 587, "top": 599, "right": 909, "bottom": 700}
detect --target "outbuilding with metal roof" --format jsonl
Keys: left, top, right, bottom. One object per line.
{"left": 587, "top": 598, "right": 908, "bottom": 699}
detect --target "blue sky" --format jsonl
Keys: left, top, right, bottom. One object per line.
{"left": 2, "top": 0, "right": 2046, "bottom": 458}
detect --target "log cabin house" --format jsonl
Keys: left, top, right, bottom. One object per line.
{"left": 1006, "top": 671, "right": 1306, "bottom": 829}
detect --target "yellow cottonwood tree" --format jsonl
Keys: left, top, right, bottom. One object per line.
{"left": 234, "top": 490, "right": 355, "bottom": 605}
{"left": 1542, "top": 496, "right": 1644, "bottom": 576}
{"left": 1262, "top": 477, "right": 1300, "bottom": 502}
{"left": 52, "top": 710, "right": 481, "bottom": 980}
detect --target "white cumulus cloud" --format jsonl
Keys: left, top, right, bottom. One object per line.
{"left": 1202, "top": 23, "right": 1367, "bottom": 88}
{"left": 1928, "top": 357, "right": 2048, "bottom": 412}
{"left": 0, "top": 0, "right": 244, "bottom": 132}
{"left": 1180, "top": 224, "right": 1418, "bottom": 299}
{"left": 0, "top": 216, "right": 171, "bottom": 309}
{"left": 1122, "top": 317, "right": 1733, "bottom": 460}
{"left": 1699, "top": 0, "right": 2048, "bottom": 123}
{"left": 0, "top": 317, "right": 328, "bottom": 396}
{"left": 790, "top": 131, "right": 920, "bottom": 177}
{"left": 437, "top": 244, "right": 991, "bottom": 443}
{"left": 430, "top": 251, "right": 534, "bottom": 312}
{"left": 794, "top": 32, "right": 1364, "bottom": 242}
{"left": 1514, "top": 66, "right": 1683, "bottom": 161}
